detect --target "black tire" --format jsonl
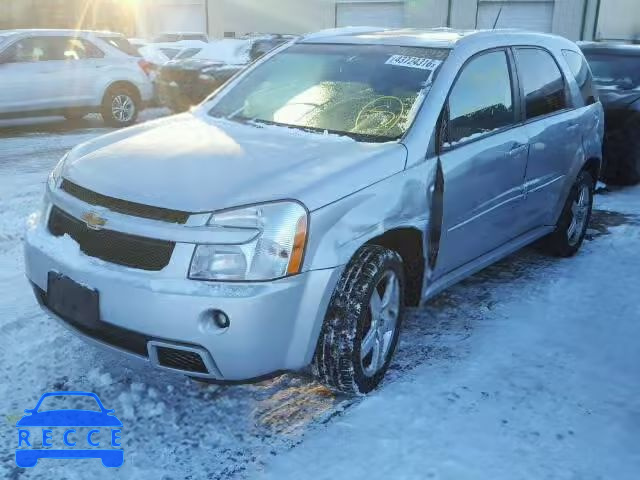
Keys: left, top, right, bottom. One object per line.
{"left": 540, "top": 170, "right": 594, "bottom": 257}
{"left": 312, "top": 245, "right": 405, "bottom": 395}
{"left": 602, "top": 115, "right": 640, "bottom": 185}
{"left": 101, "top": 85, "right": 140, "bottom": 128}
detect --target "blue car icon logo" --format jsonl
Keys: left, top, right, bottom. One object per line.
{"left": 16, "top": 391, "right": 123, "bottom": 468}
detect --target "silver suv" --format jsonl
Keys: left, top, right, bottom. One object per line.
{"left": 0, "top": 29, "right": 154, "bottom": 126}
{"left": 24, "top": 28, "right": 603, "bottom": 394}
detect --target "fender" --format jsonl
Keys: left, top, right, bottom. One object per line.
{"left": 304, "top": 157, "right": 439, "bottom": 303}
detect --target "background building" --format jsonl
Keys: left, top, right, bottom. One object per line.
{"left": 0, "top": 0, "right": 137, "bottom": 35}
{"left": 0, "top": 0, "right": 638, "bottom": 43}
{"left": 140, "top": 0, "right": 639, "bottom": 42}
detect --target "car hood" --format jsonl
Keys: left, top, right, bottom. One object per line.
{"left": 17, "top": 410, "right": 122, "bottom": 427}
{"left": 63, "top": 113, "right": 407, "bottom": 212}
{"left": 596, "top": 86, "right": 640, "bottom": 110}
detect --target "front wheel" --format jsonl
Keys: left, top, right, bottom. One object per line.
{"left": 312, "top": 245, "right": 404, "bottom": 395}
{"left": 541, "top": 170, "right": 594, "bottom": 257}
{"left": 101, "top": 86, "right": 139, "bottom": 128}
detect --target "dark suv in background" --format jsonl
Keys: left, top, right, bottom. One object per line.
{"left": 158, "top": 34, "right": 293, "bottom": 112}
{"left": 580, "top": 43, "right": 640, "bottom": 184}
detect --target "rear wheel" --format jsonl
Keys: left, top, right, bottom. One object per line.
{"left": 312, "top": 245, "right": 404, "bottom": 395}
{"left": 101, "top": 85, "right": 139, "bottom": 127}
{"left": 540, "top": 170, "right": 594, "bottom": 257}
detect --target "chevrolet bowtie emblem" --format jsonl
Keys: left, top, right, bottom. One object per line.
{"left": 82, "top": 211, "right": 107, "bottom": 230}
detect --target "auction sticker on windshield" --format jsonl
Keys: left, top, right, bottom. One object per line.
{"left": 385, "top": 55, "right": 442, "bottom": 71}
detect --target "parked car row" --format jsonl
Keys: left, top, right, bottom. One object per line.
{"left": 157, "top": 34, "right": 294, "bottom": 112}
{"left": 26, "top": 28, "right": 606, "bottom": 394}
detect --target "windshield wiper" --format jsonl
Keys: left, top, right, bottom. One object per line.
{"left": 250, "top": 119, "right": 398, "bottom": 143}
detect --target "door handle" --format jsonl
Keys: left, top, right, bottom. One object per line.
{"left": 567, "top": 123, "right": 579, "bottom": 132}
{"left": 508, "top": 144, "right": 528, "bottom": 156}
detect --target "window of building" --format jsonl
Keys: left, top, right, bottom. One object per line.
{"left": 444, "top": 50, "right": 515, "bottom": 146}
{"left": 516, "top": 48, "right": 567, "bottom": 120}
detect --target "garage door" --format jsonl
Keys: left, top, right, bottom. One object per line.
{"left": 477, "top": 1, "right": 554, "bottom": 32}
{"left": 336, "top": 2, "right": 405, "bottom": 28}
{"left": 157, "top": 4, "right": 206, "bottom": 34}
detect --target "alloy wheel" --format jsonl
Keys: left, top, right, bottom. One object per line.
{"left": 567, "top": 183, "right": 591, "bottom": 246}
{"left": 360, "top": 270, "right": 401, "bottom": 377}
{"left": 111, "top": 94, "right": 135, "bottom": 123}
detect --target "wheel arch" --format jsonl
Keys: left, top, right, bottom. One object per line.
{"left": 365, "top": 227, "right": 425, "bottom": 307}
{"left": 102, "top": 80, "right": 142, "bottom": 106}
{"left": 582, "top": 156, "right": 601, "bottom": 185}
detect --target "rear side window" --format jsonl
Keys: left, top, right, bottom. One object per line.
{"left": 444, "top": 50, "right": 515, "bottom": 146}
{"left": 71, "top": 39, "right": 104, "bottom": 59}
{"left": 99, "top": 36, "right": 139, "bottom": 57}
{"left": 562, "top": 50, "right": 597, "bottom": 106}
{"left": 515, "top": 48, "right": 567, "bottom": 120}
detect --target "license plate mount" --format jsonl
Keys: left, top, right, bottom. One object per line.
{"left": 46, "top": 272, "right": 100, "bottom": 329}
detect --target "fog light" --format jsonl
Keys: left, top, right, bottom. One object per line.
{"left": 212, "top": 310, "right": 230, "bottom": 329}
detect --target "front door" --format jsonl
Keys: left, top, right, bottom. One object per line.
{"left": 0, "top": 36, "right": 59, "bottom": 114}
{"left": 434, "top": 49, "right": 530, "bottom": 276}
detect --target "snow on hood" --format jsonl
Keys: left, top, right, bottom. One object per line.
{"left": 62, "top": 113, "right": 407, "bottom": 213}
{"left": 190, "top": 39, "right": 252, "bottom": 65}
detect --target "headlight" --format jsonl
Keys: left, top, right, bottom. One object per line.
{"left": 189, "top": 201, "right": 308, "bottom": 281}
{"left": 47, "top": 153, "right": 67, "bottom": 190}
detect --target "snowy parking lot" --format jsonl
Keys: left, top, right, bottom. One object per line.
{"left": 1, "top": 113, "right": 639, "bottom": 479}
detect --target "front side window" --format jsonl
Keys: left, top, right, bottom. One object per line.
{"left": 444, "top": 50, "right": 515, "bottom": 146}
{"left": 562, "top": 49, "right": 597, "bottom": 106}
{"left": 3, "top": 36, "right": 101, "bottom": 62}
{"left": 516, "top": 48, "right": 567, "bottom": 120}
{"left": 582, "top": 52, "right": 640, "bottom": 90}
{"left": 208, "top": 43, "right": 449, "bottom": 141}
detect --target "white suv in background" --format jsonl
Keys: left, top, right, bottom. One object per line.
{"left": 0, "top": 30, "right": 154, "bottom": 127}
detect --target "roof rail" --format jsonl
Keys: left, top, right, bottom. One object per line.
{"left": 303, "top": 26, "right": 388, "bottom": 41}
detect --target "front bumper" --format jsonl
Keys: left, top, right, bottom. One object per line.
{"left": 24, "top": 219, "right": 341, "bottom": 381}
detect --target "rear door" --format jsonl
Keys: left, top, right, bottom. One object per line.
{"left": 513, "top": 47, "right": 583, "bottom": 228}
{"left": 435, "top": 49, "right": 530, "bottom": 275}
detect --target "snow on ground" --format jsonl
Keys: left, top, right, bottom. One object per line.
{"left": 0, "top": 113, "right": 639, "bottom": 479}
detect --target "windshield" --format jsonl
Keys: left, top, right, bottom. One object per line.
{"left": 175, "top": 47, "right": 203, "bottom": 60}
{"left": 583, "top": 53, "right": 640, "bottom": 90}
{"left": 208, "top": 43, "right": 449, "bottom": 141}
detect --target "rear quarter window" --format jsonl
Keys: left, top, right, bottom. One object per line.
{"left": 562, "top": 49, "right": 597, "bottom": 106}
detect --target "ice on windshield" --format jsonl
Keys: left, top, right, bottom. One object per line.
{"left": 208, "top": 43, "right": 449, "bottom": 141}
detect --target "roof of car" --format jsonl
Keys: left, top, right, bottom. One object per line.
{"left": 578, "top": 41, "right": 640, "bottom": 56}
{"left": 0, "top": 29, "right": 124, "bottom": 37}
{"left": 301, "top": 27, "right": 572, "bottom": 50}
